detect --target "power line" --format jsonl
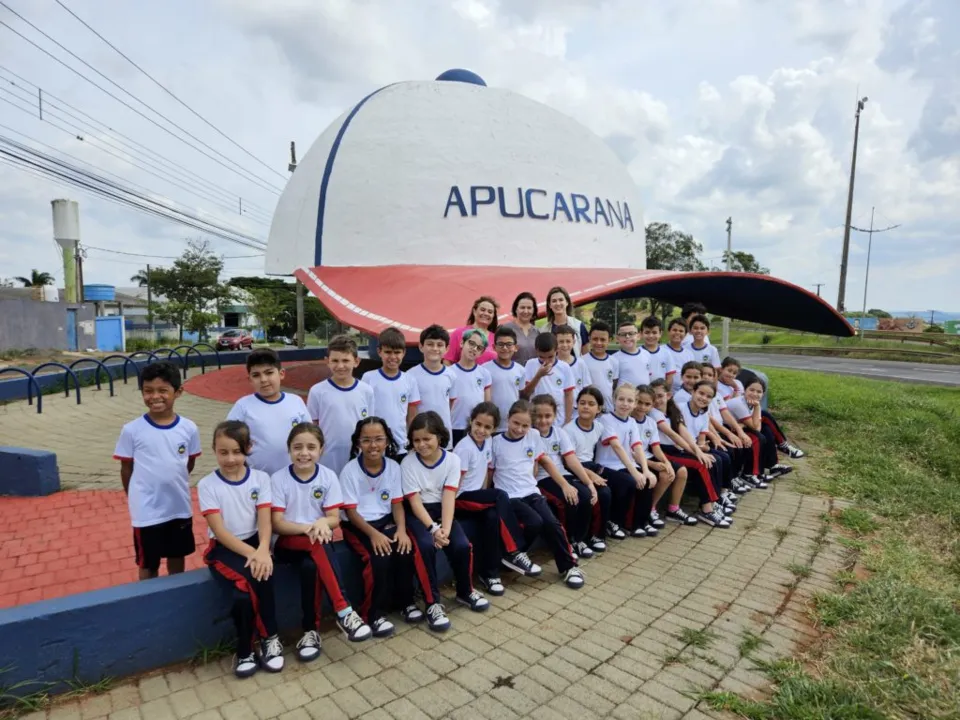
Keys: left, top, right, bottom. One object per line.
{"left": 83, "top": 245, "right": 263, "bottom": 260}
{"left": 0, "top": 65, "right": 275, "bottom": 221}
{"left": 0, "top": 6, "right": 284, "bottom": 195}
{"left": 53, "top": 0, "right": 287, "bottom": 183}
{"left": 0, "top": 92, "right": 272, "bottom": 226}
{"left": 0, "top": 135, "right": 267, "bottom": 250}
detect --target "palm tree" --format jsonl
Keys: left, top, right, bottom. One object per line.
{"left": 130, "top": 268, "right": 151, "bottom": 286}
{"left": 15, "top": 269, "right": 55, "bottom": 288}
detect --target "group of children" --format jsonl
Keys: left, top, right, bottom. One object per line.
{"left": 114, "top": 301, "right": 805, "bottom": 679}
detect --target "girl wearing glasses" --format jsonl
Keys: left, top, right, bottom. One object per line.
{"left": 449, "top": 329, "right": 493, "bottom": 446}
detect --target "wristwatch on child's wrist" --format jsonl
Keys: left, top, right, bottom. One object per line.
{"left": 428, "top": 523, "right": 441, "bottom": 535}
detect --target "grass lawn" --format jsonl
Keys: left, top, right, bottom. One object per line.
{"left": 704, "top": 368, "right": 960, "bottom": 719}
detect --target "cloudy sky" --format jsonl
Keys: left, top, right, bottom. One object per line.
{"left": 0, "top": 0, "right": 957, "bottom": 315}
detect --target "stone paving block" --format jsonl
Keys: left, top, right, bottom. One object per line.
{"left": 453, "top": 633, "right": 495, "bottom": 657}
{"left": 168, "top": 688, "right": 203, "bottom": 719}
{"left": 426, "top": 679, "right": 474, "bottom": 709}
{"left": 467, "top": 693, "right": 519, "bottom": 720}
{"left": 188, "top": 710, "right": 223, "bottom": 720}
{"left": 341, "top": 651, "right": 383, "bottom": 679}
{"left": 406, "top": 684, "right": 455, "bottom": 719}
{"left": 521, "top": 662, "right": 570, "bottom": 694}
{"left": 362, "top": 642, "right": 406, "bottom": 668}
{"left": 138, "top": 676, "right": 171, "bottom": 704}
{"left": 79, "top": 694, "right": 112, "bottom": 719}
{"left": 618, "top": 692, "right": 683, "bottom": 720}
{"left": 246, "top": 689, "right": 282, "bottom": 720}
{"left": 561, "top": 683, "right": 615, "bottom": 717}
{"left": 273, "top": 680, "right": 312, "bottom": 711}
{"left": 298, "top": 669, "right": 336, "bottom": 700}
{"left": 546, "top": 694, "right": 597, "bottom": 720}
{"left": 490, "top": 685, "right": 539, "bottom": 717}
{"left": 134, "top": 698, "right": 175, "bottom": 720}
{"left": 435, "top": 638, "right": 478, "bottom": 667}
{"left": 194, "top": 679, "right": 232, "bottom": 710}
{"left": 107, "top": 709, "right": 142, "bottom": 720}
{"left": 215, "top": 699, "right": 257, "bottom": 720}
{"left": 352, "top": 677, "right": 398, "bottom": 708}
{"left": 276, "top": 709, "right": 310, "bottom": 720}
{"left": 320, "top": 663, "right": 362, "bottom": 690}
{"left": 399, "top": 660, "right": 441, "bottom": 688}
{"left": 444, "top": 706, "right": 488, "bottom": 720}
{"left": 329, "top": 686, "right": 374, "bottom": 719}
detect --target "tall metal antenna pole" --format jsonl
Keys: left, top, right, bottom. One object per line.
{"left": 837, "top": 96, "right": 869, "bottom": 313}
{"left": 851, "top": 207, "right": 899, "bottom": 339}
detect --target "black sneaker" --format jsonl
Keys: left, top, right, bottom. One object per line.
{"left": 479, "top": 576, "right": 505, "bottom": 596}
{"left": 337, "top": 610, "right": 372, "bottom": 642}
{"left": 502, "top": 551, "right": 543, "bottom": 577}
{"left": 779, "top": 442, "right": 805, "bottom": 458}
{"left": 572, "top": 541, "right": 594, "bottom": 559}
{"left": 371, "top": 617, "right": 395, "bottom": 638}
{"left": 631, "top": 526, "right": 647, "bottom": 538}
{"left": 696, "top": 508, "right": 732, "bottom": 528}
{"left": 563, "top": 566, "right": 585, "bottom": 589}
{"left": 401, "top": 604, "right": 424, "bottom": 624}
{"left": 259, "top": 635, "right": 284, "bottom": 673}
{"left": 770, "top": 463, "right": 793, "bottom": 477}
{"left": 743, "top": 475, "right": 769, "bottom": 489}
{"left": 665, "top": 508, "right": 698, "bottom": 526}
{"left": 648, "top": 509, "right": 666, "bottom": 528}
{"left": 731, "top": 477, "right": 750, "bottom": 494}
{"left": 643, "top": 524, "right": 659, "bottom": 537}
{"left": 456, "top": 590, "right": 490, "bottom": 612}
{"left": 295, "top": 630, "right": 321, "bottom": 662}
{"left": 425, "top": 603, "right": 451, "bottom": 632}
{"left": 606, "top": 521, "right": 627, "bottom": 539}
{"left": 234, "top": 653, "right": 258, "bottom": 679}
{"left": 588, "top": 535, "right": 607, "bottom": 552}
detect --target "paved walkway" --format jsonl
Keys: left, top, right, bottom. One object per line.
{"left": 18, "top": 485, "right": 846, "bottom": 720}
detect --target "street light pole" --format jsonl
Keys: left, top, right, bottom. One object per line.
{"left": 851, "top": 207, "right": 899, "bottom": 339}
{"left": 837, "top": 96, "right": 868, "bottom": 314}
{"left": 721, "top": 216, "right": 732, "bottom": 356}
{"left": 288, "top": 141, "right": 306, "bottom": 350}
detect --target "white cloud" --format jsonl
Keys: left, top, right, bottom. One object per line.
{"left": 0, "top": 0, "right": 957, "bottom": 313}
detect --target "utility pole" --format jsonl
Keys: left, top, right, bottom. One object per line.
{"left": 812, "top": 283, "right": 825, "bottom": 297}
{"left": 721, "top": 217, "right": 732, "bottom": 356}
{"left": 289, "top": 141, "right": 305, "bottom": 349}
{"left": 851, "top": 207, "right": 900, "bottom": 339}
{"left": 146, "top": 263, "right": 154, "bottom": 331}
{"left": 929, "top": 310, "right": 936, "bottom": 327}
{"left": 837, "top": 95, "right": 869, "bottom": 314}
{"left": 76, "top": 243, "right": 85, "bottom": 302}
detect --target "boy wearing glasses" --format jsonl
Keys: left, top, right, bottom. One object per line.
{"left": 615, "top": 321, "right": 651, "bottom": 387}
{"left": 486, "top": 327, "right": 525, "bottom": 433}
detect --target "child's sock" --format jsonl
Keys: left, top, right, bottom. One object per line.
{"left": 337, "top": 606, "right": 354, "bottom": 619}
{"left": 667, "top": 505, "right": 680, "bottom": 513}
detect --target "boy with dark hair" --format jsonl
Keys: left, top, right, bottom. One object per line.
{"left": 521, "top": 332, "right": 575, "bottom": 425}
{"left": 640, "top": 316, "right": 670, "bottom": 382}
{"left": 486, "top": 326, "right": 525, "bottom": 433}
{"left": 615, "top": 320, "right": 650, "bottom": 387}
{"left": 681, "top": 302, "right": 708, "bottom": 347}
{"left": 307, "top": 335, "right": 375, "bottom": 473}
{"left": 583, "top": 320, "right": 620, "bottom": 411}
{"left": 665, "top": 318, "right": 692, "bottom": 392}
{"left": 227, "top": 348, "right": 311, "bottom": 474}
{"left": 114, "top": 361, "right": 201, "bottom": 580}
{"left": 674, "top": 361, "right": 703, "bottom": 404}
{"left": 362, "top": 327, "right": 420, "bottom": 459}
{"left": 555, "top": 324, "right": 591, "bottom": 394}
{"left": 688, "top": 314, "right": 722, "bottom": 370}
{"left": 407, "top": 324, "right": 457, "bottom": 443}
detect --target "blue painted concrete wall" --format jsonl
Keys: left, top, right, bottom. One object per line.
{"left": 0, "top": 447, "right": 60, "bottom": 496}
{"left": 95, "top": 317, "right": 125, "bottom": 352}
{"left": 1, "top": 542, "right": 453, "bottom": 693}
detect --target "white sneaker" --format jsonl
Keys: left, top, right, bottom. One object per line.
{"left": 456, "top": 590, "right": 490, "bottom": 612}
{"left": 402, "top": 604, "right": 424, "bottom": 624}
{"left": 371, "top": 617, "right": 395, "bottom": 638}
{"left": 337, "top": 610, "right": 372, "bottom": 642}
{"left": 426, "top": 603, "right": 451, "bottom": 632}
{"left": 259, "top": 635, "right": 284, "bottom": 672}
{"left": 563, "top": 566, "right": 585, "bottom": 589}
{"left": 572, "top": 541, "right": 594, "bottom": 559}
{"left": 234, "top": 653, "right": 258, "bottom": 679}
{"left": 502, "top": 551, "right": 542, "bottom": 577}
{"left": 295, "top": 630, "right": 321, "bottom": 662}
{"left": 588, "top": 535, "right": 607, "bottom": 552}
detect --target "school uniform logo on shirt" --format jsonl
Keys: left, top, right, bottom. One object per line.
{"left": 525, "top": 447, "right": 535, "bottom": 458}
{"left": 361, "top": 408, "right": 369, "bottom": 418}
{"left": 555, "top": 376, "right": 562, "bottom": 387}
{"left": 475, "top": 378, "right": 483, "bottom": 388}
{"left": 551, "top": 441, "right": 560, "bottom": 453}
{"left": 607, "top": 369, "right": 614, "bottom": 381}
{"left": 177, "top": 443, "right": 186, "bottom": 455}
{"left": 400, "top": 394, "right": 408, "bottom": 404}
{"left": 379, "top": 490, "right": 390, "bottom": 501}
{"left": 290, "top": 417, "right": 300, "bottom": 427}
{"left": 643, "top": 429, "right": 653, "bottom": 439}
{"left": 250, "top": 488, "right": 259, "bottom": 502}
{"left": 312, "top": 487, "right": 324, "bottom": 500}
{"left": 514, "top": 377, "right": 521, "bottom": 387}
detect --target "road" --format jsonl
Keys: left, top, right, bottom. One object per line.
{"left": 738, "top": 354, "right": 960, "bottom": 387}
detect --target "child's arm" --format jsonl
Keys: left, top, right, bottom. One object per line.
{"left": 347, "top": 507, "right": 395, "bottom": 556}
{"left": 406, "top": 402, "right": 419, "bottom": 429}
{"left": 392, "top": 501, "right": 412, "bottom": 554}
{"left": 440, "top": 486, "right": 457, "bottom": 543}
{"left": 678, "top": 424, "right": 714, "bottom": 466}
{"left": 538, "top": 456, "right": 579, "bottom": 505}
{"left": 743, "top": 403, "right": 762, "bottom": 431}
{"left": 120, "top": 460, "right": 133, "bottom": 494}
{"left": 608, "top": 438, "right": 646, "bottom": 487}
{"left": 650, "top": 444, "right": 676, "bottom": 482}
{"left": 564, "top": 389, "right": 574, "bottom": 425}
{"left": 631, "top": 446, "right": 658, "bottom": 488}
{"left": 720, "top": 407, "right": 752, "bottom": 446}
{"left": 562, "top": 454, "right": 598, "bottom": 503}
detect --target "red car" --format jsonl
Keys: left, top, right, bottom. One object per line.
{"left": 216, "top": 329, "right": 254, "bottom": 351}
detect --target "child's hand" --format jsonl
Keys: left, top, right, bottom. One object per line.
{"left": 247, "top": 547, "right": 273, "bottom": 581}
{"left": 371, "top": 531, "right": 395, "bottom": 556}
{"left": 433, "top": 529, "right": 450, "bottom": 548}
{"left": 699, "top": 452, "right": 715, "bottom": 468}
{"left": 562, "top": 483, "right": 579, "bottom": 505}
{"left": 740, "top": 433, "right": 752, "bottom": 448}
{"left": 591, "top": 473, "right": 607, "bottom": 487}
{"left": 536, "top": 360, "right": 554, "bottom": 377}
{"left": 308, "top": 519, "right": 333, "bottom": 544}
{"left": 644, "top": 470, "right": 658, "bottom": 489}
{"left": 395, "top": 532, "right": 412, "bottom": 554}
{"left": 588, "top": 484, "right": 598, "bottom": 506}
{"left": 663, "top": 465, "right": 675, "bottom": 483}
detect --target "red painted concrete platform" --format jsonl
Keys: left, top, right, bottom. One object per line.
{"left": 182, "top": 360, "right": 329, "bottom": 403}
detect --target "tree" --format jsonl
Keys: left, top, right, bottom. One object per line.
{"left": 229, "top": 276, "right": 334, "bottom": 336}
{"left": 644, "top": 222, "right": 706, "bottom": 321}
{"left": 717, "top": 250, "right": 769, "bottom": 275}
{"left": 15, "top": 269, "right": 55, "bottom": 287}
{"left": 868, "top": 308, "right": 892, "bottom": 318}
{"left": 130, "top": 267, "right": 156, "bottom": 328}
{"left": 592, "top": 298, "right": 638, "bottom": 331}
{"left": 244, "top": 287, "right": 286, "bottom": 339}
{"left": 150, "top": 240, "right": 233, "bottom": 341}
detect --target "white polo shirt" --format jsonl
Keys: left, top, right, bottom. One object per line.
{"left": 361, "top": 368, "right": 421, "bottom": 449}
{"left": 725, "top": 396, "right": 755, "bottom": 423}
{"left": 717, "top": 379, "right": 744, "bottom": 400}
{"left": 634, "top": 413, "right": 661, "bottom": 459}
{"left": 449, "top": 363, "right": 492, "bottom": 431}
{"left": 453, "top": 435, "right": 492, "bottom": 494}
{"left": 708, "top": 394, "right": 728, "bottom": 423}
{"left": 407, "top": 364, "right": 457, "bottom": 435}
{"left": 522, "top": 358, "right": 575, "bottom": 426}
{"left": 113, "top": 414, "right": 201, "bottom": 528}
{"left": 490, "top": 430, "right": 543, "bottom": 499}
{"left": 564, "top": 419, "right": 603, "bottom": 464}
{"left": 665, "top": 345, "right": 693, "bottom": 392}
{"left": 339, "top": 457, "right": 403, "bottom": 523}
{"left": 565, "top": 355, "right": 593, "bottom": 396}
{"left": 307, "top": 378, "right": 375, "bottom": 474}
{"left": 486, "top": 361, "right": 525, "bottom": 432}
{"left": 644, "top": 346, "right": 671, "bottom": 383}
{"left": 270, "top": 463, "right": 343, "bottom": 525}
{"left": 536, "top": 426, "right": 576, "bottom": 480}
{"left": 649, "top": 407, "right": 676, "bottom": 447}
{"left": 616, "top": 349, "right": 650, "bottom": 388}
{"left": 679, "top": 400, "right": 711, "bottom": 440}
{"left": 689, "top": 342, "right": 722, "bottom": 369}
{"left": 401, "top": 450, "right": 461, "bottom": 504}
{"left": 198, "top": 467, "right": 272, "bottom": 540}
{"left": 227, "top": 393, "right": 311, "bottom": 475}
{"left": 582, "top": 352, "right": 620, "bottom": 411}
{"left": 595, "top": 413, "right": 641, "bottom": 470}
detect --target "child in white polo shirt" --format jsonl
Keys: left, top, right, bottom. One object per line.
{"left": 226, "top": 348, "right": 311, "bottom": 475}
{"left": 486, "top": 327, "right": 526, "bottom": 434}
{"left": 583, "top": 321, "right": 620, "bottom": 412}
{"left": 361, "top": 327, "right": 421, "bottom": 462}
{"left": 307, "top": 335, "right": 375, "bottom": 474}
{"left": 615, "top": 320, "right": 651, "bottom": 387}
{"left": 407, "top": 325, "right": 458, "bottom": 442}
{"left": 521, "top": 332, "right": 575, "bottom": 425}
{"left": 114, "top": 361, "right": 201, "bottom": 581}
{"left": 198, "top": 421, "right": 281, "bottom": 679}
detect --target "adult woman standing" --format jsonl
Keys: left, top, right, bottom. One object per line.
{"left": 444, "top": 295, "right": 499, "bottom": 365}
{"left": 546, "top": 286, "right": 589, "bottom": 355}
{"left": 500, "top": 292, "right": 540, "bottom": 365}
